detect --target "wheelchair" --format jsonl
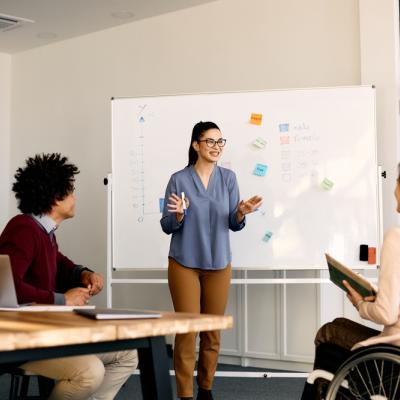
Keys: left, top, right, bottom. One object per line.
{"left": 306, "top": 344, "right": 400, "bottom": 399}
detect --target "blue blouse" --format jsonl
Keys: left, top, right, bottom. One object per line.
{"left": 160, "top": 165, "right": 245, "bottom": 269}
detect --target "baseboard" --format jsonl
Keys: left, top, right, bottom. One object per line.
{"left": 218, "top": 355, "right": 312, "bottom": 373}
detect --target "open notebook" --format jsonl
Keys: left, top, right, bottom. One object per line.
{"left": 325, "top": 253, "right": 376, "bottom": 297}
{"left": 0, "top": 254, "right": 95, "bottom": 312}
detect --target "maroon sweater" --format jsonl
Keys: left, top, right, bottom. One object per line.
{"left": 0, "top": 214, "right": 80, "bottom": 304}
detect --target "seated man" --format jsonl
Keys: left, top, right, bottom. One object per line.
{"left": 0, "top": 153, "right": 138, "bottom": 400}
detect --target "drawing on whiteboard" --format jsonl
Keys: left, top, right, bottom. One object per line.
{"left": 282, "top": 173, "right": 292, "bottom": 182}
{"left": 128, "top": 104, "right": 161, "bottom": 223}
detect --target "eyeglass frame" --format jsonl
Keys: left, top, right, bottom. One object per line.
{"left": 197, "top": 138, "right": 227, "bottom": 148}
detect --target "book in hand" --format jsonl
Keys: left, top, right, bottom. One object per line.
{"left": 325, "top": 253, "right": 376, "bottom": 297}
{"left": 74, "top": 308, "right": 162, "bottom": 320}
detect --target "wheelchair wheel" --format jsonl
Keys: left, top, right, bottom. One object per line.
{"left": 325, "top": 346, "right": 400, "bottom": 400}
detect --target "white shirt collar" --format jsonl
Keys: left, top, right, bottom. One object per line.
{"left": 32, "top": 214, "right": 57, "bottom": 234}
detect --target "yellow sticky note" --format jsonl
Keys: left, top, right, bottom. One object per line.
{"left": 250, "top": 113, "right": 263, "bottom": 126}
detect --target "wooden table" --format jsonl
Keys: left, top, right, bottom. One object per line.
{"left": 0, "top": 310, "right": 233, "bottom": 399}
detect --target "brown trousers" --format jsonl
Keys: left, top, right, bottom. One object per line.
{"left": 315, "top": 317, "right": 380, "bottom": 351}
{"left": 168, "top": 258, "right": 231, "bottom": 398}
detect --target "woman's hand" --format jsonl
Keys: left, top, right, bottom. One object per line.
{"left": 343, "top": 280, "right": 375, "bottom": 310}
{"left": 236, "top": 195, "right": 263, "bottom": 222}
{"left": 167, "top": 193, "right": 190, "bottom": 222}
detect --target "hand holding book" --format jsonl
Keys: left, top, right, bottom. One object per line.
{"left": 326, "top": 253, "right": 376, "bottom": 298}
{"left": 343, "top": 280, "right": 376, "bottom": 310}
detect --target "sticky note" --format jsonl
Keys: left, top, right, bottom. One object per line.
{"left": 253, "top": 163, "right": 268, "bottom": 177}
{"left": 280, "top": 135, "right": 290, "bottom": 145}
{"left": 250, "top": 113, "right": 263, "bottom": 125}
{"left": 159, "top": 198, "right": 165, "bottom": 213}
{"left": 262, "top": 231, "right": 273, "bottom": 242}
{"left": 321, "top": 178, "right": 334, "bottom": 190}
{"left": 279, "top": 123, "right": 289, "bottom": 132}
{"left": 252, "top": 137, "right": 267, "bottom": 149}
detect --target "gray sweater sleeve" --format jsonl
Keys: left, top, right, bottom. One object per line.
{"left": 228, "top": 171, "right": 246, "bottom": 232}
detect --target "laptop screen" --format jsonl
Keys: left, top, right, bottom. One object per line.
{"left": 0, "top": 255, "right": 20, "bottom": 307}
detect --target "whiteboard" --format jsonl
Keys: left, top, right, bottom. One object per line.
{"left": 111, "top": 87, "right": 379, "bottom": 269}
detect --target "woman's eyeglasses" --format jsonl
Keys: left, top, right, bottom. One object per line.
{"left": 198, "top": 138, "right": 227, "bottom": 148}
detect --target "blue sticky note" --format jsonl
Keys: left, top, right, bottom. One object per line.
{"left": 262, "top": 231, "right": 273, "bottom": 242}
{"left": 159, "top": 198, "right": 165, "bottom": 213}
{"left": 253, "top": 163, "right": 268, "bottom": 177}
{"left": 279, "top": 123, "right": 289, "bottom": 132}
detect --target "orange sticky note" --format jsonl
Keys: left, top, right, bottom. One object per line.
{"left": 250, "top": 113, "right": 263, "bottom": 125}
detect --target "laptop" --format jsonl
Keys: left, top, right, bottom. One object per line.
{"left": 0, "top": 254, "right": 31, "bottom": 308}
{"left": 75, "top": 308, "right": 161, "bottom": 320}
{"left": 0, "top": 254, "right": 95, "bottom": 311}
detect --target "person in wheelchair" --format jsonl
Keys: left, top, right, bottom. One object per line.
{"left": 301, "top": 165, "right": 400, "bottom": 400}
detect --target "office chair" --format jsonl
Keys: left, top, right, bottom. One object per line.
{"left": 8, "top": 368, "right": 54, "bottom": 400}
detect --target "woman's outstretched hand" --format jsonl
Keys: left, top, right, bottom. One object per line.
{"left": 236, "top": 195, "right": 263, "bottom": 222}
{"left": 167, "top": 193, "right": 190, "bottom": 222}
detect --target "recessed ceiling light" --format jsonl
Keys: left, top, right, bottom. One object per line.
{"left": 111, "top": 11, "right": 134, "bottom": 19}
{"left": 36, "top": 32, "right": 57, "bottom": 39}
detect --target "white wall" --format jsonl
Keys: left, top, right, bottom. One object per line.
{"left": 359, "top": 0, "right": 400, "bottom": 232}
{"left": 0, "top": 52, "right": 11, "bottom": 230}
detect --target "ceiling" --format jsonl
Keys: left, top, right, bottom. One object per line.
{"left": 0, "top": 0, "right": 216, "bottom": 54}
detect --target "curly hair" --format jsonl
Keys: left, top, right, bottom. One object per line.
{"left": 12, "top": 153, "right": 80, "bottom": 215}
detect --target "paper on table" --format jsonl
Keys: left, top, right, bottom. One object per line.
{"left": 0, "top": 305, "right": 96, "bottom": 312}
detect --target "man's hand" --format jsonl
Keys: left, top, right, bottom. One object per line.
{"left": 81, "top": 271, "right": 104, "bottom": 295}
{"left": 64, "top": 287, "right": 91, "bottom": 306}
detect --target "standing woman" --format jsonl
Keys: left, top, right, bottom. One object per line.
{"left": 160, "top": 121, "right": 262, "bottom": 400}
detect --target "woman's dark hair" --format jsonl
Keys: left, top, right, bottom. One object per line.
{"left": 12, "top": 153, "right": 80, "bottom": 215}
{"left": 187, "top": 121, "right": 220, "bottom": 166}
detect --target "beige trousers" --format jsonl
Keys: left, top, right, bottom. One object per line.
{"left": 168, "top": 258, "right": 231, "bottom": 398}
{"left": 20, "top": 350, "right": 138, "bottom": 400}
